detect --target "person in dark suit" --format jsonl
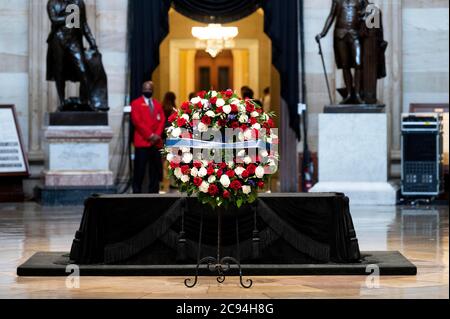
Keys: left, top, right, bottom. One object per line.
{"left": 131, "top": 81, "right": 166, "bottom": 194}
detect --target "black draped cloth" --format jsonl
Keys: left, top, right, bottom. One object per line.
{"left": 172, "top": 0, "right": 261, "bottom": 24}
{"left": 69, "top": 194, "right": 361, "bottom": 265}
{"left": 128, "top": 0, "right": 302, "bottom": 139}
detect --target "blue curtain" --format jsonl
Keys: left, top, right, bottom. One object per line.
{"left": 128, "top": 0, "right": 302, "bottom": 139}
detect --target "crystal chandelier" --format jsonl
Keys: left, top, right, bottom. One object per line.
{"left": 192, "top": 24, "right": 239, "bottom": 58}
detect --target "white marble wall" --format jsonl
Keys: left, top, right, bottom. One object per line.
{"left": 403, "top": 0, "right": 449, "bottom": 112}
{"left": 93, "top": 0, "right": 129, "bottom": 180}
{"left": 0, "top": 0, "right": 29, "bottom": 150}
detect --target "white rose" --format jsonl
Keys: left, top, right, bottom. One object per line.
{"left": 255, "top": 166, "right": 265, "bottom": 179}
{"left": 206, "top": 110, "right": 215, "bottom": 118}
{"left": 208, "top": 176, "right": 216, "bottom": 184}
{"left": 191, "top": 167, "right": 199, "bottom": 177}
{"left": 191, "top": 97, "right": 201, "bottom": 104}
{"left": 242, "top": 185, "right": 252, "bottom": 195}
{"left": 192, "top": 112, "right": 201, "bottom": 120}
{"left": 252, "top": 123, "right": 261, "bottom": 130}
{"left": 260, "top": 150, "right": 269, "bottom": 158}
{"left": 239, "top": 115, "right": 249, "bottom": 124}
{"left": 235, "top": 167, "right": 246, "bottom": 176}
{"left": 198, "top": 122, "right": 209, "bottom": 133}
{"left": 223, "top": 105, "right": 232, "bottom": 114}
{"left": 244, "top": 130, "right": 254, "bottom": 141}
{"left": 181, "top": 147, "right": 190, "bottom": 154}
{"left": 202, "top": 99, "right": 211, "bottom": 109}
{"left": 211, "top": 91, "right": 218, "bottom": 98}
{"left": 167, "top": 153, "right": 175, "bottom": 162}
{"left": 182, "top": 114, "right": 190, "bottom": 121}
{"left": 238, "top": 132, "right": 245, "bottom": 142}
{"left": 198, "top": 167, "right": 208, "bottom": 178}
{"left": 237, "top": 149, "right": 246, "bottom": 157}
{"left": 230, "top": 98, "right": 240, "bottom": 104}
{"left": 181, "top": 175, "right": 190, "bottom": 183}
{"left": 220, "top": 175, "right": 231, "bottom": 188}
{"left": 239, "top": 104, "right": 246, "bottom": 113}
{"left": 244, "top": 156, "right": 252, "bottom": 165}
{"left": 228, "top": 161, "right": 235, "bottom": 169}
{"left": 216, "top": 99, "right": 226, "bottom": 107}
{"left": 182, "top": 152, "right": 193, "bottom": 164}
{"left": 174, "top": 167, "right": 182, "bottom": 179}
{"left": 251, "top": 111, "right": 259, "bottom": 118}
{"left": 199, "top": 181, "right": 210, "bottom": 193}
{"left": 171, "top": 127, "right": 182, "bottom": 138}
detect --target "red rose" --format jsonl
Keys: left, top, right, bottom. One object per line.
{"left": 177, "top": 117, "right": 187, "bottom": 127}
{"left": 240, "top": 124, "right": 248, "bottom": 132}
{"left": 241, "top": 170, "right": 249, "bottom": 179}
{"left": 247, "top": 164, "right": 256, "bottom": 175}
{"left": 217, "top": 170, "right": 223, "bottom": 178}
{"left": 258, "top": 181, "right": 265, "bottom": 189}
{"left": 207, "top": 167, "right": 215, "bottom": 176}
{"left": 210, "top": 97, "right": 218, "bottom": 105}
{"left": 170, "top": 161, "right": 180, "bottom": 169}
{"left": 250, "top": 117, "right": 258, "bottom": 125}
{"left": 226, "top": 170, "right": 235, "bottom": 178}
{"left": 225, "top": 90, "right": 233, "bottom": 98}
{"left": 231, "top": 104, "right": 239, "bottom": 113}
{"left": 196, "top": 102, "right": 203, "bottom": 109}
{"left": 218, "top": 119, "right": 227, "bottom": 127}
{"left": 193, "top": 177, "right": 203, "bottom": 187}
{"left": 216, "top": 106, "right": 223, "bottom": 114}
{"left": 223, "top": 190, "right": 231, "bottom": 199}
{"left": 208, "top": 184, "right": 219, "bottom": 196}
{"left": 181, "top": 165, "right": 190, "bottom": 175}
{"left": 198, "top": 91, "right": 207, "bottom": 99}
{"left": 230, "top": 180, "right": 242, "bottom": 191}
{"left": 246, "top": 101, "right": 255, "bottom": 113}
{"left": 219, "top": 162, "right": 227, "bottom": 170}
{"left": 193, "top": 161, "right": 202, "bottom": 169}
{"left": 181, "top": 102, "right": 192, "bottom": 114}
{"left": 168, "top": 112, "right": 178, "bottom": 123}
{"left": 231, "top": 121, "right": 240, "bottom": 129}
{"left": 201, "top": 116, "right": 211, "bottom": 125}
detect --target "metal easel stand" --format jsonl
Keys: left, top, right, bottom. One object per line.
{"left": 184, "top": 207, "right": 253, "bottom": 289}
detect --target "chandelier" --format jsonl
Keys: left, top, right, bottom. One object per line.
{"left": 192, "top": 24, "right": 239, "bottom": 58}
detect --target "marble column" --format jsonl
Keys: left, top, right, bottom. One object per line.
{"left": 28, "top": 0, "right": 52, "bottom": 161}
{"left": 373, "top": 0, "right": 403, "bottom": 159}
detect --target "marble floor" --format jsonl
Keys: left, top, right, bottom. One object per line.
{"left": 0, "top": 202, "right": 448, "bottom": 299}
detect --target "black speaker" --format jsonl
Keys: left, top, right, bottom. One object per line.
{"left": 401, "top": 114, "right": 444, "bottom": 197}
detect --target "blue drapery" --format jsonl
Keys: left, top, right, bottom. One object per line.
{"left": 128, "top": 0, "right": 302, "bottom": 139}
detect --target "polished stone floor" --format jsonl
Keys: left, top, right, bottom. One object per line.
{"left": 0, "top": 202, "right": 448, "bottom": 299}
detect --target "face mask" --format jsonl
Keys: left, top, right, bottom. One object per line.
{"left": 143, "top": 92, "right": 153, "bottom": 99}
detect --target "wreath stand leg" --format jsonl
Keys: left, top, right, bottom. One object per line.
{"left": 184, "top": 207, "right": 253, "bottom": 289}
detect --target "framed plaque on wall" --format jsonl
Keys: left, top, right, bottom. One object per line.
{"left": 0, "top": 105, "right": 29, "bottom": 202}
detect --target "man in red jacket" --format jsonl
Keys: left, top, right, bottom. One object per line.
{"left": 131, "top": 81, "right": 166, "bottom": 194}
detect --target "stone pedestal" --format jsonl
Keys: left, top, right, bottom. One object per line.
{"left": 310, "top": 113, "right": 397, "bottom": 206}
{"left": 39, "top": 124, "right": 116, "bottom": 205}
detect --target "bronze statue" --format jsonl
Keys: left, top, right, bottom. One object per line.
{"left": 46, "top": 0, "right": 109, "bottom": 112}
{"left": 316, "top": 0, "right": 387, "bottom": 105}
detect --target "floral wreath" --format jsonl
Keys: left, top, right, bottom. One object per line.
{"left": 165, "top": 89, "right": 279, "bottom": 209}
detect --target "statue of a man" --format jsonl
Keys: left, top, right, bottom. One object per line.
{"left": 46, "top": 0, "right": 108, "bottom": 111}
{"left": 316, "top": 0, "right": 369, "bottom": 104}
